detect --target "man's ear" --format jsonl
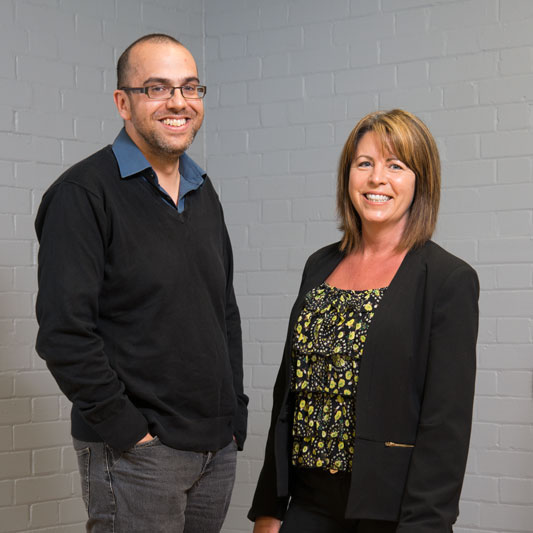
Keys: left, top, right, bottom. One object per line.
{"left": 114, "top": 90, "right": 131, "bottom": 121}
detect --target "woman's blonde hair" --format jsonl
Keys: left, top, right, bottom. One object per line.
{"left": 337, "top": 109, "right": 441, "bottom": 253}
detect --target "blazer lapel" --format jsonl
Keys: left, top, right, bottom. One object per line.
{"left": 355, "top": 244, "right": 428, "bottom": 433}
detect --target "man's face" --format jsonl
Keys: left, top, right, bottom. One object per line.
{"left": 114, "top": 41, "right": 204, "bottom": 162}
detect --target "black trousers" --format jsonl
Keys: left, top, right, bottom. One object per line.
{"left": 280, "top": 500, "right": 398, "bottom": 533}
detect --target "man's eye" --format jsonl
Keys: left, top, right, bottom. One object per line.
{"left": 182, "top": 85, "right": 197, "bottom": 93}
{"left": 151, "top": 85, "right": 169, "bottom": 93}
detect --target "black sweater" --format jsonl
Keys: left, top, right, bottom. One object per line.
{"left": 35, "top": 145, "right": 248, "bottom": 452}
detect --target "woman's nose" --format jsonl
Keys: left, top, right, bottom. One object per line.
{"left": 369, "top": 164, "right": 387, "bottom": 184}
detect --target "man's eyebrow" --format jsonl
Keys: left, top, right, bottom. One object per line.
{"left": 142, "top": 76, "right": 200, "bottom": 85}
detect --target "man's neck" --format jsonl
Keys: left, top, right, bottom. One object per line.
{"left": 154, "top": 161, "right": 181, "bottom": 205}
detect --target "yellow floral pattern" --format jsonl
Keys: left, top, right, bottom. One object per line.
{"left": 291, "top": 282, "right": 386, "bottom": 472}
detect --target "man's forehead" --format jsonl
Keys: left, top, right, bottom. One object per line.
{"left": 131, "top": 39, "right": 185, "bottom": 54}
{"left": 128, "top": 41, "right": 197, "bottom": 75}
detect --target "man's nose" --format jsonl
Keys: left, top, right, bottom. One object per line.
{"left": 166, "top": 87, "right": 186, "bottom": 108}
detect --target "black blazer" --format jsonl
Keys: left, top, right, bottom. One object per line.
{"left": 249, "top": 240, "right": 479, "bottom": 532}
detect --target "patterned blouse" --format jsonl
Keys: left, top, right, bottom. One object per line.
{"left": 291, "top": 282, "right": 386, "bottom": 472}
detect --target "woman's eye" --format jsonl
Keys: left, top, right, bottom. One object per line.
{"left": 390, "top": 163, "right": 403, "bottom": 170}
{"left": 358, "top": 161, "right": 371, "bottom": 168}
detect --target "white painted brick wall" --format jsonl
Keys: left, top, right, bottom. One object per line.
{"left": 203, "top": 1, "right": 533, "bottom": 532}
{"left": 2, "top": 1, "right": 532, "bottom": 532}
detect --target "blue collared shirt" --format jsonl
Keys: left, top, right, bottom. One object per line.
{"left": 112, "top": 128, "right": 204, "bottom": 213}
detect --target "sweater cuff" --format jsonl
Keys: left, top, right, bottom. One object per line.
{"left": 233, "top": 401, "right": 248, "bottom": 451}
{"left": 90, "top": 400, "right": 149, "bottom": 451}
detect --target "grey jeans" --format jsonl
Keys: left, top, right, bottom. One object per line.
{"left": 73, "top": 436, "right": 238, "bottom": 533}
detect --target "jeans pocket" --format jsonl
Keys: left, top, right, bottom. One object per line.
{"left": 106, "top": 436, "right": 162, "bottom": 473}
{"left": 75, "top": 447, "right": 90, "bottom": 512}
{"left": 133, "top": 435, "right": 160, "bottom": 450}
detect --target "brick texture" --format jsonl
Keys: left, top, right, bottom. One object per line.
{"left": 1, "top": 1, "right": 532, "bottom": 533}
{"left": 203, "top": 1, "right": 533, "bottom": 532}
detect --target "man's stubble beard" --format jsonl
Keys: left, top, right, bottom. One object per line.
{"left": 128, "top": 101, "right": 202, "bottom": 159}
{"left": 137, "top": 122, "right": 199, "bottom": 158}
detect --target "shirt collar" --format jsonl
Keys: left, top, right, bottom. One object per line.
{"left": 111, "top": 128, "right": 205, "bottom": 188}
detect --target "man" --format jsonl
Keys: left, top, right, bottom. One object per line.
{"left": 35, "top": 34, "right": 247, "bottom": 533}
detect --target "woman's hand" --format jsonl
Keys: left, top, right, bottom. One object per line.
{"left": 253, "top": 516, "right": 282, "bottom": 533}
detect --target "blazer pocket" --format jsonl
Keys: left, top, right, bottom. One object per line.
{"left": 347, "top": 438, "right": 414, "bottom": 521}
{"left": 385, "top": 441, "right": 415, "bottom": 448}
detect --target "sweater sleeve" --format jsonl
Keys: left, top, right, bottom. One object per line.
{"left": 35, "top": 181, "right": 149, "bottom": 451}
{"left": 397, "top": 264, "right": 479, "bottom": 531}
{"left": 222, "top": 219, "right": 249, "bottom": 450}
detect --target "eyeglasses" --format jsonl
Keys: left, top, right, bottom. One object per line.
{"left": 120, "top": 84, "right": 207, "bottom": 100}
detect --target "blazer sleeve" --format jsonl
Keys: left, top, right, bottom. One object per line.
{"left": 247, "top": 256, "right": 314, "bottom": 522}
{"left": 397, "top": 264, "right": 479, "bottom": 532}
{"left": 247, "top": 357, "right": 291, "bottom": 521}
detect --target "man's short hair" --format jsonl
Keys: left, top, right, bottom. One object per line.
{"left": 116, "top": 33, "right": 183, "bottom": 89}
{"left": 337, "top": 109, "right": 441, "bottom": 253}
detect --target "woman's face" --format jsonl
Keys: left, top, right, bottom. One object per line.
{"left": 349, "top": 131, "right": 416, "bottom": 236}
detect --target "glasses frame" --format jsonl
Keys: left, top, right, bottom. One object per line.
{"left": 119, "top": 84, "right": 207, "bottom": 100}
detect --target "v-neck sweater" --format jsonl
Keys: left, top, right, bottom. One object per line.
{"left": 35, "top": 144, "right": 248, "bottom": 452}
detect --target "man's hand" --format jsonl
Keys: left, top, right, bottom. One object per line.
{"left": 253, "top": 516, "right": 282, "bottom": 533}
{"left": 137, "top": 433, "right": 155, "bottom": 444}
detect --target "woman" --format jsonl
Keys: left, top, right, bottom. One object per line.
{"left": 249, "top": 109, "right": 479, "bottom": 532}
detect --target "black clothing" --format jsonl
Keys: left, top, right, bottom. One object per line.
{"left": 290, "top": 467, "right": 353, "bottom": 521}
{"left": 249, "top": 241, "right": 479, "bottom": 531}
{"left": 280, "top": 500, "right": 397, "bottom": 533}
{"left": 35, "top": 145, "right": 248, "bottom": 453}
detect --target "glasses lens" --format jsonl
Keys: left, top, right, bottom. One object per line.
{"left": 147, "top": 85, "right": 172, "bottom": 99}
{"left": 181, "top": 85, "right": 206, "bottom": 99}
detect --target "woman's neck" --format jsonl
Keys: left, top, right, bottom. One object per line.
{"left": 359, "top": 219, "right": 406, "bottom": 257}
